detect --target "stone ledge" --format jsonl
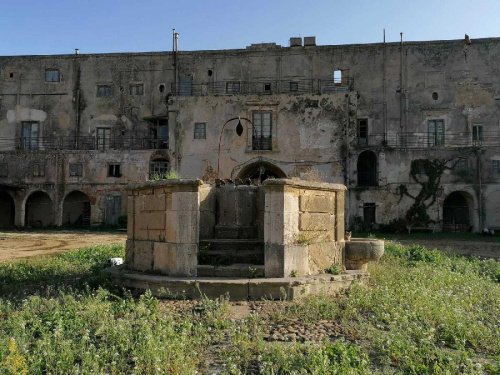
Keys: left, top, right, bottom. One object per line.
{"left": 126, "top": 179, "right": 203, "bottom": 191}
{"left": 262, "top": 178, "right": 346, "bottom": 191}
{"left": 105, "top": 266, "right": 369, "bottom": 300}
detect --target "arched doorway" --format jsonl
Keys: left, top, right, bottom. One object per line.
{"left": 443, "top": 191, "right": 471, "bottom": 232}
{"left": 357, "top": 151, "right": 377, "bottom": 186}
{"left": 62, "top": 191, "right": 91, "bottom": 226}
{"left": 236, "top": 161, "right": 286, "bottom": 184}
{"left": 0, "top": 191, "right": 15, "bottom": 227}
{"left": 25, "top": 191, "right": 53, "bottom": 227}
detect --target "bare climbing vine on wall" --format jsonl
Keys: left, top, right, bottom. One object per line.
{"left": 397, "top": 158, "right": 457, "bottom": 228}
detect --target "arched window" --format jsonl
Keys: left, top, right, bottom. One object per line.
{"left": 357, "top": 151, "right": 378, "bottom": 187}
{"left": 149, "top": 158, "right": 170, "bottom": 179}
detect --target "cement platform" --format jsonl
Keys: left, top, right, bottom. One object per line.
{"left": 105, "top": 266, "right": 369, "bottom": 300}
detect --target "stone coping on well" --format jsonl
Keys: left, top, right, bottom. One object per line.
{"left": 126, "top": 179, "right": 203, "bottom": 191}
{"left": 262, "top": 179, "right": 346, "bottom": 191}
{"left": 105, "top": 266, "right": 368, "bottom": 300}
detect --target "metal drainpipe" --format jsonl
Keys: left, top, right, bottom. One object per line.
{"left": 382, "top": 29, "right": 387, "bottom": 142}
{"left": 477, "top": 149, "right": 483, "bottom": 230}
{"left": 399, "top": 32, "right": 404, "bottom": 147}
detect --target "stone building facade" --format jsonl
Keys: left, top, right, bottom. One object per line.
{"left": 0, "top": 36, "right": 499, "bottom": 231}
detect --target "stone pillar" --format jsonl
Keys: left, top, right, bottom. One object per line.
{"left": 126, "top": 179, "right": 202, "bottom": 277}
{"left": 262, "top": 179, "right": 346, "bottom": 278}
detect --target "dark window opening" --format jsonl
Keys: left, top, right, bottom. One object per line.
{"left": 432, "top": 92, "right": 439, "bottom": 100}
{"left": 69, "top": 163, "right": 83, "bottom": 177}
{"left": 357, "top": 150, "right": 377, "bottom": 187}
{"left": 427, "top": 119, "right": 445, "bottom": 146}
{"left": 264, "top": 83, "right": 272, "bottom": 93}
{"left": 357, "top": 119, "right": 368, "bottom": 145}
{"left": 289, "top": 81, "right": 298, "bottom": 92}
{"left": 108, "top": 164, "right": 121, "bottom": 177}
{"left": 492, "top": 160, "right": 500, "bottom": 174}
{"left": 148, "top": 119, "right": 169, "bottom": 149}
{"left": 97, "top": 85, "right": 113, "bottom": 97}
{"left": 363, "top": 203, "right": 376, "bottom": 228}
{"left": 9, "top": 72, "right": 14, "bottom": 78}
{"left": 0, "top": 163, "right": 8, "bottom": 177}
{"left": 472, "top": 125, "right": 483, "bottom": 142}
{"left": 45, "top": 69, "right": 60, "bottom": 82}
{"left": 443, "top": 192, "right": 470, "bottom": 232}
{"left": 194, "top": 123, "right": 206, "bottom": 139}
{"left": 158, "top": 84, "right": 165, "bottom": 93}
{"left": 208, "top": 69, "right": 213, "bottom": 77}
{"left": 252, "top": 112, "right": 272, "bottom": 151}
{"left": 21, "top": 121, "right": 39, "bottom": 150}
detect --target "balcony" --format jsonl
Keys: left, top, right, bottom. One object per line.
{"left": 0, "top": 136, "right": 169, "bottom": 152}
{"left": 356, "top": 131, "right": 500, "bottom": 149}
{"left": 171, "top": 78, "right": 354, "bottom": 97}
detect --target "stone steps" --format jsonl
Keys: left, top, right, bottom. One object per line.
{"left": 197, "top": 264, "right": 265, "bottom": 278}
{"left": 198, "top": 238, "right": 264, "bottom": 266}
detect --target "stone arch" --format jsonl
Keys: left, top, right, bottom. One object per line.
{"left": 357, "top": 150, "right": 377, "bottom": 186}
{"left": 0, "top": 191, "right": 15, "bottom": 227}
{"left": 443, "top": 191, "right": 473, "bottom": 232}
{"left": 62, "top": 191, "right": 91, "bottom": 226}
{"left": 25, "top": 191, "right": 53, "bottom": 227}
{"left": 234, "top": 160, "right": 286, "bottom": 183}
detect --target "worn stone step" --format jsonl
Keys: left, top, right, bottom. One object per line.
{"left": 200, "top": 239, "right": 263, "bottom": 251}
{"left": 197, "top": 264, "right": 265, "bottom": 278}
{"left": 214, "top": 225, "right": 257, "bottom": 239}
{"left": 198, "top": 250, "right": 264, "bottom": 266}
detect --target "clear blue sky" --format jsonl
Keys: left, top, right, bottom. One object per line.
{"left": 0, "top": 0, "right": 499, "bottom": 55}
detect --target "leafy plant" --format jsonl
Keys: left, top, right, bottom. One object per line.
{"left": 325, "top": 264, "right": 342, "bottom": 275}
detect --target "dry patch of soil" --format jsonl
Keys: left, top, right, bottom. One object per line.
{"left": 0, "top": 230, "right": 126, "bottom": 262}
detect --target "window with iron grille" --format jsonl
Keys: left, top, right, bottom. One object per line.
{"left": 226, "top": 81, "right": 240, "bottom": 94}
{"left": 69, "top": 163, "right": 83, "bottom": 177}
{"left": 108, "top": 164, "right": 121, "bottom": 177}
{"left": 45, "top": 69, "right": 60, "bottom": 82}
{"left": 21, "top": 122, "right": 39, "bottom": 150}
{"left": 129, "top": 83, "right": 144, "bottom": 96}
{"left": 472, "top": 125, "right": 483, "bottom": 142}
{"left": 427, "top": 119, "right": 445, "bottom": 146}
{"left": 32, "top": 163, "right": 45, "bottom": 177}
{"left": 97, "top": 85, "right": 113, "bottom": 97}
{"left": 149, "top": 159, "right": 169, "bottom": 178}
{"left": 252, "top": 112, "right": 272, "bottom": 150}
{"left": 194, "top": 123, "right": 206, "bottom": 139}
{"left": 0, "top": 163, "right": 7, "bottom": 177}
{"left": 97, "top": 128, "right": 111, "bottom": 150}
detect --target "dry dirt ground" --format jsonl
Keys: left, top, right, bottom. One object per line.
{"left": 0, "top": 230, "right": 126, "bottom": 262}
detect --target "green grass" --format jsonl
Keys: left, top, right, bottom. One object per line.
{"left": 0, "top": 241, "right": 499, "bottom": 374}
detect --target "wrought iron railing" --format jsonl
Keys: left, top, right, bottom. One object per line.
{"left": 171, "top": 78, "right": 354, "bottom": 96}
{"left": 356, "top": 131, "right": 500, "bottom": 149}
{"left": 0, "top": 136, "right": 169, "bottom": 151}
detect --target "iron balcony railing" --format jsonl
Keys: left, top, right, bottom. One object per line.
{"left": 171, "top": 78, "right": 354, "bottom": 96}
{"left": 0, "top": 136, "right": 169, "bottom": 151}
{"left": 357, "top": 131, "right": 500, "bottom": 149}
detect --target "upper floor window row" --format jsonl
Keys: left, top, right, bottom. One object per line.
{"left": 45, "top": 69, "right": 60, "bottom": 82}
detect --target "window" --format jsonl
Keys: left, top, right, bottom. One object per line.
{"left": 69, "top": 163, "right": 83, "bottom": 177}
{"left": 45, "top": 69, "right": 60, "bottom": 82}
{"left": 357, "top": 151, "right": 378, "bottom": 186}
{"left": 289, "top": 81, "right": 298, "bottom": 92}
{"left": 357, "top": 119, "right": 368, "bottom": 145}
{"left": 32, "top": 163, "right": 45, "bottom": 177}
{"left": 129, "top": 83, "right": 144, "bottom": 96}
{"left": 97, "top": 85, "right": 113, "bottom": 97}
{"left": 263, "top": 83, "right": 272, "bottom": 93}
{"left": 427, "top": 119, "right": 445, "bottom": 146}
{"left": 0, "top": 163, "right": 7, "bottom": 177}
{"left": 226, "top": 81, "right": 240, "bottom": 94}
{"left": 492, "top": 160, "right": 500, "bottom": 174}
{"left": 194, "top": 123, "right": 206, "bottom": 139}
{"left": 252, "top": 112, "right": 272, "bottom": 150}
{"left": 21, "top": 121, "right": 39, "bottom": 150}
{"left": 333, "top": 70, "right": 342, "bottom": 84}
{"left": 472, "top": 125, "right": 483, "bottom": 142}
{"left": 97, "top": 128, "right": 111, "bottom": 150}
{"left": 149, "top": 159, "right": 169, "bottom": 178}
{"left": 108, "top": 164, "right": 121, "bottom": 177}
{"left": 454, "top": 159, "right": 469, "bottom": 174}
{"left": 363, "top": 202, "right": 376, "bottom": 228}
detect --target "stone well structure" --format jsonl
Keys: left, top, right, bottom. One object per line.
{"left": 110, "top": 178, "right": 381, "bottom": 299}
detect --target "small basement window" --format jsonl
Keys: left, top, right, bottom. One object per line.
{"left": 108, "top": 164, "right": 121, "bottom": 177}
{"left": 97, "top": 85, "right": 113, "bottom": 97}
{"left": 45, "top": 69, "right": 60, "bottom": 82}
